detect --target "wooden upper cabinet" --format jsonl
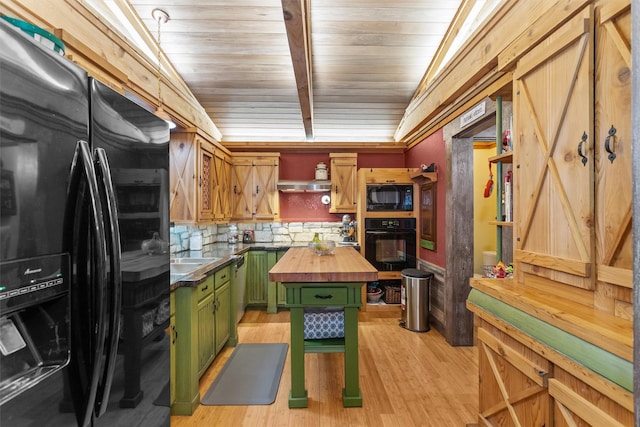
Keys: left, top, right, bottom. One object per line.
{"left": 231, "top": 153, "right": 279, "bottom": 221}
{"left": 231, "top": 157, "right": 253, "bottom": 220}
{"left": 198, "top": 138, "right": 215, "bottom": 221}
{"left": 513, "top": 7, "right": 595, "bottom": 290}
{"left": 329, "top": 153, "right": 357, "bottom": 213}
{"left": 169, "top": 129, "right": 230, "bottom": 224}
{"left": 169, "top": 131, "right": 197, "bottom": 223}
{"left": 594, "top": 1, "right": 632, "bottom": 311}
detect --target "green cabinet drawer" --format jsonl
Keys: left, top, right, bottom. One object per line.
{"left": 214, "top": 266, "right": 230, "bottom": 289}
{"left": 300, "top": 287, "right": 348, "bottom": 305}
{"left": 197, "top": 275, "right": 214, "bottom": 301}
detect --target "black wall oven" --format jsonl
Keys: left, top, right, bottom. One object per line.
{"left": 364, "top": 218, "right": 416, "bottom": 271}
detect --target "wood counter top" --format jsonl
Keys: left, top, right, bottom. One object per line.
{"left": 121, "top": 250, "right": 169, "bottom": 282}
{"left": 268, "top": 246, "right": 377, "bottom": 283}
{"left": 468, "top": 278, "right": 633, "bottom": 362}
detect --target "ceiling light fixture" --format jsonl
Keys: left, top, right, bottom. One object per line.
{"left": 151, "top": 8, "right": 176, "bottom": 129}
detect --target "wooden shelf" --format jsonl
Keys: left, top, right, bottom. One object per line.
{"left": 489, "top": 152, "right": 513, "bottom": 163}
{"left": 409, "top": 171, "right": 437, "bottom": 183}
{"left": 489, "top": 221, "right": 513, "bottom": 227}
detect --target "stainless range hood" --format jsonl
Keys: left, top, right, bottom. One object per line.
{"left": 277, "top": 180, "right": 331, "bottom": 192}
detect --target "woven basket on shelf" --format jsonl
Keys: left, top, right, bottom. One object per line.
{"left": 383, "top": 285, "right": 401, "bottom": 304}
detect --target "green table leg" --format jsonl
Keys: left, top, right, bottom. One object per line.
{"left": 342, "top": 306, "right": 362, "bottom": 407}
{"left": 289, "top": 306, "right": 308, "bottom": 408}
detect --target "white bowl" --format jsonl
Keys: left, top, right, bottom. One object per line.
{"left": 367, "top": 288, "right": 383, "bottom": 303}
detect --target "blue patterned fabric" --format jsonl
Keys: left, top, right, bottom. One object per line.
{"left": 303, "top": 307, "right": 345, "bottom": 339}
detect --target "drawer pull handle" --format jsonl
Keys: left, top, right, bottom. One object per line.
{"left": 577, "top": 131, "right": 588, "bottom": 166}
{"left": 314, "top": 294, "right": 333, "bottom": 299}
{"left": 202, "top": 285, "right": 208, "bottom": 292}
{"left": 604, "top": 125, "right": 617, "bottom": 163}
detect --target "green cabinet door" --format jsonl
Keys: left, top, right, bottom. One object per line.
{"left": 169, "top": 292, "right": 176, "bottom": 407}
{"left": 246, "top": 250, "right": 268, "bottom": 305}
{"left": 275, "top": 250, "right": 288, "bottom": 307}
{"left": 214, "top": 280, "right": 231, "bottom": 354}
{"left": 197, "top": 292, "right": 215, "bottom": 378}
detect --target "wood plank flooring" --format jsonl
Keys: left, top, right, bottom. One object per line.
{"left": 171, "top": 309, "right": 478, "bottom": 426}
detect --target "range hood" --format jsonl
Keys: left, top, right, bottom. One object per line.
{"left": 277, "top": 180, "right": 331, "bottom": 192}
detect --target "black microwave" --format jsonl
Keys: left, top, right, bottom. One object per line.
{"left": 366, "top": 184, "right": 413, "bottom": 211}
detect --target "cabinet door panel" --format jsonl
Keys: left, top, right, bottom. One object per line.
{"left": 514, "top": 8, "right": 594, "bottom": 289}
{"left": 330, "top": 155, "right": 357, "bottom": 213}
{"left": 594, "top": 3, "right": 632, "bottom": 302}
{"left": 246, "top": 251, "right": 268, "bottom": 304}
{"left": 215, "top": 282, "right": 231, "bottom": 354}
{"left": 198, "top": 141, "right": 215, "bottom": 221}
{"left": 197, "top": 295, "right": 215, "bottom": 376}
{"left": 253, "top": 159, "right": 278, "bottom": 219}
{"left": 169, "top": 134, "right": 196, "bottom": 222}
{"left": 478, "top": 325, "right": 550, "bottom": 426}
{"left": 231, "top": 160, "right": 253, "bottom": 220}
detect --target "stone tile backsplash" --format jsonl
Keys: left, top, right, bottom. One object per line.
{"left": 169, "top": 222, "right": 345, "bottom": 253}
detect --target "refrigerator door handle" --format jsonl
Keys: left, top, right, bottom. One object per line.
{"left": 92, "top": 147, "right": 123, "bottom": 417}
{"left": 63, "top": 140, "right": 109, "bottom": 427}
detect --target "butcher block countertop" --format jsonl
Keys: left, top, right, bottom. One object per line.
{"left": 121, "top": 250, "right": 169, "bottom": 282}
{"left": 268, "top": 246, "right": 377, "bottom": 283}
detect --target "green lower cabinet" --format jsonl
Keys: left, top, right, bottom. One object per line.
{"left": 270, "top": 250, "right": 288, "bottom": 311}
{"left": 246, "top": 250, "right": 268, "bottom": 305}
{"left": 169, "top": 292, "right": 176, "bottom": 408}
{"left": 172, "top": 266, "right": 233, "bottom": 416}
{"left": 214, "top": 280, "right": 231, "bottom": 354}
{"left": 197, "top": 291, "right": 215, "bottom": 378}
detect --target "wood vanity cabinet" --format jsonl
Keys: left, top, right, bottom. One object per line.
{"left": 329, "top": 153, "right": 357, "bottom": 213}
{"left": 231, "top": 153, "right": 279, "bottom": 220}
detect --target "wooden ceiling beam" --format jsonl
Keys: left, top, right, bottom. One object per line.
{"left": 281, "top": 0, "right": 314, "bottom": 140}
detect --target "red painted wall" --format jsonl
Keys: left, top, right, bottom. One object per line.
{"left": 404, "top": 129, "right": 446, "bottom": 268}
{"left": 278, "top": 153, "right": 404, "bottom": 222}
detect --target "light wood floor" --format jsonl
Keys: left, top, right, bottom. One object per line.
{"left": 171, "top": 309, "right": 478, "bottom": 426}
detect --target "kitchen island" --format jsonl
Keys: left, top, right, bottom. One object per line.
{"left": 268, "top": 246, "right": 377, "bottom": 408}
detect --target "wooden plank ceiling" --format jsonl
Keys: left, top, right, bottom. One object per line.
{"left": 124, "top": 0, "right": 462, "bottom": 145}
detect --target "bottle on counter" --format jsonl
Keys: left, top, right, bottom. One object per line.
{"left": 228, "top": 224, "right": 238, "bottom": 244}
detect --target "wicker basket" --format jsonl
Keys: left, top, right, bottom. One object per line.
{"left": 383, "top": 285, "right": 401, "bottom": 304}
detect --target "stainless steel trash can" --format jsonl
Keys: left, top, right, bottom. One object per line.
{"left": 401, "top": 268, "right": 433, "bottom": 332}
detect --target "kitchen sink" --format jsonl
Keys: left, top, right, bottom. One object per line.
{"left": 171, "top": 257, "right": 221, "bottom": 264}
{"left": 170, "top": 257, "right": 222, "bottom": 276}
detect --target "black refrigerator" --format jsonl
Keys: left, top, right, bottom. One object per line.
{"left": 0, "top": 18, "right": 170, "bottom": 426}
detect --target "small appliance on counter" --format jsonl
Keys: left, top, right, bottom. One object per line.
{"left": 340, "top": 214, "right": 356, "bottom": 242}
{"left": 243, "top": 230, "right": 254, "bottom": 243}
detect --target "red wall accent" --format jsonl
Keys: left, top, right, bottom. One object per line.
{"left": 404, "top": 129, "right": 446, "bottom": 268}
{"left": 278, "top": 153, "right": 404, "bottom": 222}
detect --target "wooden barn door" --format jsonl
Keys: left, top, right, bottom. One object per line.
{"left": 513, "top": 7, "right": 595, "bottom": 290}
{"left": 593, "top": 1, "right": 632, "bottom": 312}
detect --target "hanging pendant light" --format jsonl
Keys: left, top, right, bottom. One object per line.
{"left": 151, "top": 8, "right": 176, "bottom": 129}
